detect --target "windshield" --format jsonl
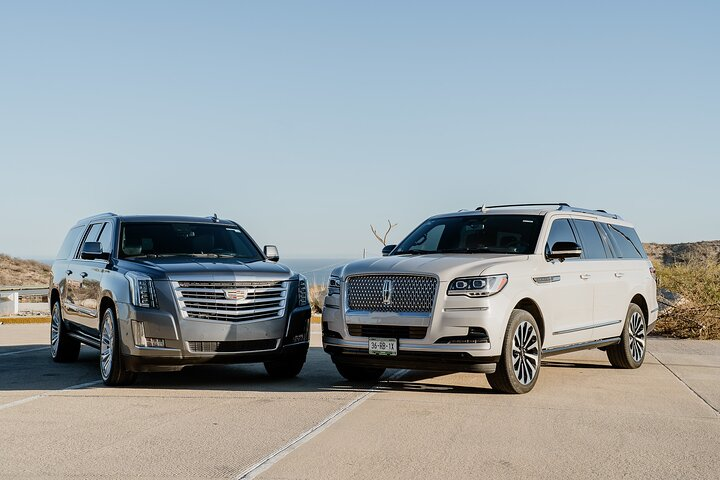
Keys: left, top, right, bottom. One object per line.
{"left": 119, "top": 222, "right": 264, "bottom": 261}
{"left": 393, "top": 214, "right": 543, "bottom": 255}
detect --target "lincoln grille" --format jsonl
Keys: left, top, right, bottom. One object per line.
{"left": 346, "top": 275, "right": 437, "bottom": 313}
{"left": 174, "top": 281, "right": 287, "bottom": 322}
{"left": 347, "top": 324, "right": 428, "bottom": 339}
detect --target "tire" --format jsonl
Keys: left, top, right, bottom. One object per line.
{"left": 607, "top": 304, "right": 646, "bottom": 369}
{"left": 100, "top": 306, "right": 137, "bottom": 386}
{"left": 264, "top": 354, "right": 306, "bottom": 379}
{"left": 486, "top": 309, "right": 541, "bottom": 394}
{"left": 335, "top": 363, "right": 386, "bottom": 382}
{"left": 50, "top": 301, "right": 81, "bottom": 363}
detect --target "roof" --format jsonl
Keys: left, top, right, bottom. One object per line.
{"left": 429, "top": 203, "right": 633, "bottom": 226}
{"left": 75, "top": 213, "right": 235, "bottom": 226}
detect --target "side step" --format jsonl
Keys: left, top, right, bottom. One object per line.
{"left": 67, "top": 330, "right": 101, "bottom": 350}
{"left": 542, "top": 337, "right": 620, "bottom": 357}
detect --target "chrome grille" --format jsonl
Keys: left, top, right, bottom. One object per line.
{"left": 346, "top": 275, "right": 437, "bottom": 313}
{"left": 174, "top": 281, "right": 287, "bottom": 322}
{"left": 187, "top": 339, "right": 278, "bottom": 353}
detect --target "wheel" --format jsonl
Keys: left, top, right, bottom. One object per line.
{"left": 264, "top": 354, "right": 306, "bottom": 379}
{"left": 100, "top": 307, "right": 137, "bottom": 386}
{"left": 335, "top": 363, "right": 386, "bottom": 382}
{"left": 50, "top": 301, "right": 80, "bottom": 363}
{"left": 607, "top": 304, "right": 646, "bottom": 369}
{"left": 486, "top": 309, "right": 541, "bottom": 394}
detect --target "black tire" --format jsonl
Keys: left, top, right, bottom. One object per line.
{"left": 335, "top": 363, "right": 386, "bottom": 382}
{"left": 100, "top": 306, "right": 137, "bottom": 386}
{"left": 486, "top": 309, "right": 541, "bottom": 394}
{"left": 264, "top": 354, "right": 306, "bottom": 379}
{"left": 50, "top": 301, "right": 81, "bottom": 363}
{"left": 607, "top": 303, "right": 646, "bottom": 369}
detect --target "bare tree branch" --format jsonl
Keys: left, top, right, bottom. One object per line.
{"left": 370, "top": 220, "right": 398, "bottom": 246}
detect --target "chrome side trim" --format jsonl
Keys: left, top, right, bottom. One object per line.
{"left": 542, "top": 337, "right": 621, "bottom": 357}
{"left": 322, "top": 336, "right": 492, "bottom": 352}
{"left": 533, "top": 275, "right": 561, "bottom": 284}
{"left": 552, "top": 319, "right": 621, "bottom": 336}
{"left": 443, "top": 307, "right": 489, "bottom": 312}
{"left": 650, "top": 307, "right": 659, "bottom": 314}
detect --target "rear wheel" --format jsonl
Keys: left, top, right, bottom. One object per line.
{"left": 607, "top": 304, "right": 646, "bottom": 369}
{"left": 335, "top": 363, "right": 385, "bottom": 382}
{"left": 264, "top": 354, "right": 306, "bottom": 379}
{"left": 486, "top": 309, "right": 541, "bottom": 394}
{"left": 100, "top": 307, "right": 137, "bottom": 386}
{"left": 50, "top": 301, "right": 80, "bottom": 363}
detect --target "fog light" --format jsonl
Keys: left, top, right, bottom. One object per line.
{"left": 145, "top": 337, "right": 166, "bottom": 348}
{"left": 131, "top": 320, "right": 166, "bottom": 347}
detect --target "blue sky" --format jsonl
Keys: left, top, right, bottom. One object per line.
{"left": 1, "top": 1, "right": 718, "bottom": 259}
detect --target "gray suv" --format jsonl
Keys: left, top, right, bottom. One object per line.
{"left": 49, "top": 213, "right": 311, "bottom": 386}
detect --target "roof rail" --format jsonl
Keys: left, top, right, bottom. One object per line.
{"left": 475, "top": 203, "right": 620, "bottom": 219}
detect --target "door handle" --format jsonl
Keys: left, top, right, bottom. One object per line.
{"left": 65, "top": 270, "right": 72, "bottom": 275}
{"left": 80, "top": 272, "right": 88, "bottom": 278}
{"left": 614, "top": 272, "right": 625, "bottom": 278}
{"left": 580, "top": 274, "right": 592, "bottom": 280}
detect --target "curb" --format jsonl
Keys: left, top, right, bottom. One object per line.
{"left": 0, "top": 317, "right": 51, "bottom": 325}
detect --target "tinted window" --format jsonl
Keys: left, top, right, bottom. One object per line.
{"left": 573, "top": 220, "right": 608, "bottom": 259}
{"left": 394, "top": 215, "right": 543, "bottom": 255}
{"left": 545, "top": 219, "right": 578, "bottom": 256}
{"left": 97, "top": 222, "right": 114, "bottom": 254}
{"left": 76, "top": 223, "right": 103, "bottom": 258}
{"left": 119, "top": 223, "right": 263, "bottom": 261}
{"left": 55, "top": 226, "right": 84, "bottom": 260}
{"left": 604, "top": 223, "right": 645, "bottom": 259}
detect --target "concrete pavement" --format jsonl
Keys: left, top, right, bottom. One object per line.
{"left": 0, "top": 323, "right": 718, "bottom": 479}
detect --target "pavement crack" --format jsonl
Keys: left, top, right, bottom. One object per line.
{"left": 649, "top": 351, "right": 720, "bottom": 417}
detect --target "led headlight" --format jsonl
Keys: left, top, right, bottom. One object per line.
{"left": 126, "top": 271, "right": 158, "bottom": 308}
{"left": 298, "top": 274, "right": 308, "bottom": 306}
{"left": 327, "top": 275, "right": 341, "bottom": 296}
{"left": 448, "top": 274, "right": 508, "bottom": 297}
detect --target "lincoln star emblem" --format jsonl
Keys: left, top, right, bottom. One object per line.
{"left": 224, "top": 288, "right": 248, "bottom": 301}
{"left": 382, "top": 279, "right": 393, "bottom": 305}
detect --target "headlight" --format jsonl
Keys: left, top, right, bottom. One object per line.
{"left": 447, "top": 274, "right": 508, "bottom": 297}
{"left": 126, "top": 272, "right": 158, "bottom": 308}
{"left": 327, "top": 275, "right": 341, "bottom": 296}
{"left": 298, "top": 274, "right": 308, "bottom": 306}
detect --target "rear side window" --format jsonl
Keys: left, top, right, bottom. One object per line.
{"left": 604, "top": 224, "right": 646, "bottom": 259}
{"left": 55, "top": 226, "right": 84, "bottom": 260}
{"left": 573, "top": 220, "right": 608, "bottom": 259}
{"left": 545, "top": 219, "right": 578, "bottom": 256}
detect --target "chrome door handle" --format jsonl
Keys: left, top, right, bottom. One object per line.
{"left": 580, "top": 274, "right": 592, "bottom": 280}
{"left": 80, "top": 272, "right": 88, "bottom": 278}
{"left": 614, "top": 272, "right": 625, "bottom": 278}
{"left": 65, "top": 270, "right": 72, "bottom": 275}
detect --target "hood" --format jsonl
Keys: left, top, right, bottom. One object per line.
{"left": 337, "top": 254, "right": 529, "bottom": 281}
{"left": 118, "top": 257, "right": 293, "bottom": 282}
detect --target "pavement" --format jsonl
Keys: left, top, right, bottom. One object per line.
{"left": 0, "top": 324, "right": 718, "bottom": 480}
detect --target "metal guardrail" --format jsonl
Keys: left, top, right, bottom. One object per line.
{"left": 0, "top": 286, "right": 49, "bottom": 316}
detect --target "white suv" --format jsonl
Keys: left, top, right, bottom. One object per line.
{"left": 322, "top": 203, "right": 658, "bottom": 394}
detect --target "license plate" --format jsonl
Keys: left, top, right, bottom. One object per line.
{"left": 368, "top": 337, "right": 397, "bottom": 356}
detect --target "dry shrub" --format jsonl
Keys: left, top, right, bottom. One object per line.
{"left": 0, "top": 254, "right": 51, "bottom": 287}
{"left": 309, "top": 284, "right": 327, "bottom": 314}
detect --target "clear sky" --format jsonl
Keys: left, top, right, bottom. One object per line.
{"left": 1, "top": 1, "right": 718, "bottom": 259}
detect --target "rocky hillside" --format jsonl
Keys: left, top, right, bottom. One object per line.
{"left": 0, "top": 254, "right": 50, "bottom": 287}
{"left": 644, "top": 241, "right": 720, "bottom": 265}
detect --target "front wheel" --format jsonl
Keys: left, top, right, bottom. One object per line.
{"left": 607, "top": 304, "right": 646, "bottom": 369}
{"left": 50, "top": 301, "right": 80, "bottom": 363}
{"left": 100, "top": 307, "right": 137, "bottom": 386}
{"left": 486, "top": 309, "right": 541, "bottom": 394}
{"left": 335, "top": 363, "right": 385, "bottom": 382}
{"left": 264, "top": 354, "right": 306, "bottom": 379}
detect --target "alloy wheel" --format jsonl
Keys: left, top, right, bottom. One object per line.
{"left": 100, "top": 312, "right": 114, "bottom": 380}
{"left": 50, "top": 305, "right": 61, "bottom": 357}
{"left": 512, "top": 320, "right": 539, "bottom": 385}
{"left": 629, "top": 311, "right": 646, "bottom": 363}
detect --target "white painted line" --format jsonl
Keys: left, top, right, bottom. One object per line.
{"left": 0, "top": 346, "right": 48, "bottom": 357}
{"left": 235, "top": 369, "right": 409, "bottom": 480}
{"left": 0, "top": 380, "right": 102, "bottom": 412}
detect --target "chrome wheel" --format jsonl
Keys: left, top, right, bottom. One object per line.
{"left": 512, "top": 320, "right": 539, "bottom": 385}
{"left": 629, "top": 311, "right": 646, "bottom": 363}
{"left": 100, "top": 311, "right": 114, "bottom": 380}
{"left": 50, "top": 304, "right": 61, "bottom": 357}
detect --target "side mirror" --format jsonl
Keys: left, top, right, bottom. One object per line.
{"left": 264, "top": 245, "right": 279, "bottom": 262}
{"left": 382, "top": 244, "right": 397, "bottom": 256}
{"left": 548, "top": 241, "right": 582, "bottom": 261}
{"left": 81, "top": 242, "right": 109, "bottom": 261}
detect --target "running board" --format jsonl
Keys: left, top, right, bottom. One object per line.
{"left": 542, "top": 337, "right": 621, "bottom": 357}
{"left": 67, "top": 331, "right": 101, "bottom": 350}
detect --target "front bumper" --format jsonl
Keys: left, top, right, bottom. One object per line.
{"left": 116, "top": 302, "right": 311, "bottom": 372}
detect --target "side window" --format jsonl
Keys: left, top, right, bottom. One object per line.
{"left": 544, "top": 219, "right": 578, "bottom": 256}
{"left": 97, "top": 222, "right": 114, "bottom": 254}
{"left": 604, "top": 224, "right": 644, "bottom": 259}
{"left": 573, "top": 220, "right": 608, "bottom": 259}
{"left": 55, "top": 226, "right": 84, "bottom": 260}
{"left": 76, "top": 223, "right": 103, "bottom": 258}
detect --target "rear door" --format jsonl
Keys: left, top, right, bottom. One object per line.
{"left": 66, "top": 222, "right": 105, "bottom": 331}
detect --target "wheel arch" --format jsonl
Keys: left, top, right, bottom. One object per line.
{"left": 50, "top": 288, "right": 60, "bottom": 308}
{"left": 99, "top": 295, "right": 117, "bottom": 327}
{"left": 513, "top": 297, "right": 545, "bottom": 345}
{"left": 630, "top": 293, "right": 649, "bottom": 323}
